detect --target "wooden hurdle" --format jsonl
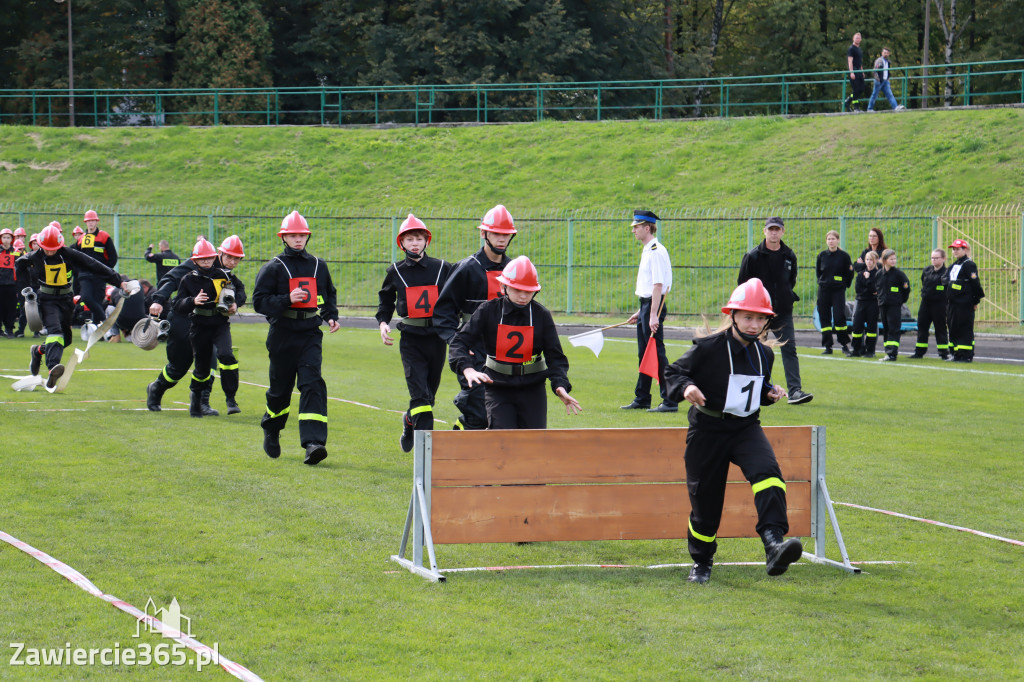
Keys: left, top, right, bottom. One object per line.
{"left": 392, "top": 426, "right": 858, "bottom": 582}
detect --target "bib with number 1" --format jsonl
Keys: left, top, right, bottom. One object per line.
{"left": 722, "top": 336, "right": 764, "bottom": 417}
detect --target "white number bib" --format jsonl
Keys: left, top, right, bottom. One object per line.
{"left": 722, "top": 337, "right": 765, "bottom": 417}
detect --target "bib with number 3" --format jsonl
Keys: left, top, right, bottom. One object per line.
{"left": 722, "top": 337, "right": 764, "bottom": 417}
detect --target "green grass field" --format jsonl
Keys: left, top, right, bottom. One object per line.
{"left": 2, "top": 323, "right": 1022, "bottom": 680}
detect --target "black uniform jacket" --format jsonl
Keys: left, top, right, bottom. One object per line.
{"left": 16, "top": 246, "right": 121, "bottom": 295}
{"left": 920, "top": 265, "right": 948, "bottom": 302}
{"left": 876, "top": 266, "right": 910, "bottom": 306}
{"left": 665, "top": 329, "right": 776, "bottom": 431}
{"left": 815, "top": 248, "right": 854, "bottom": 289}
{"left": 145, "top": 248, "right": 182, "bottom": 282}
{"left": 0, "top": 246, "right": 17, "bottom": 286}
{"left": 854, "top": 247, "right": 884, "bottom": 272}
{"left": 375, "top": 253, "right": 453, "bottom": 337}
{"left": 75, "top": 229, "right": 118, "bottom": 271}
{"left": 738, "top": 240, "right": 799, "bottom": 317}
{"left": 151, "top": 257, "right": 246, "bottom": 308}
{"left": 172, "top": 266, "right": 245, "bottom": 328}
{"left": 432, "top": 249, "right": 510, "bottom": 343}
{"left": 854, "top": 267, "right": 880, "bottom": 301}
{"left": 944, "top": 256, "right": 985, "bottom": 306}
{"left": 449, "top": 296, "right": 571, "bottom": 394}
{"left": 252, "top": 246, "right": 338, "bottom": 331}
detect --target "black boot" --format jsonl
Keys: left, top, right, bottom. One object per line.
{"left": 687, "top": 561, "right": 713, "bottom": 584}
{"left": 189, "top": 390, "right": 204, "bottom": 418}
{"left": 762, "top": 529, "right": 803, "bottom": 576}
{"left": 29, "top": 344, "right": 42, "bottom": 376}
{"left": 304, "top": 442, "right": 328, "bottom": 466}
{"left": 225, "top": 396, "right": 241, "bottom": 415}
{"left": 200, "top": 386, "right": 219, "bottom": 416}
{"left": 147, "top": 381, "right": 168, "bottom": 412}
{"left": 400, "top": 413, "right": 414, "bottom": 453}
{"left": 263, "top": 429, "right": 281, "bottom": 459}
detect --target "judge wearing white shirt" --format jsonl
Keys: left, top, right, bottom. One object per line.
{"left": 622, "top": 210, "right": 677, "bottom": 413}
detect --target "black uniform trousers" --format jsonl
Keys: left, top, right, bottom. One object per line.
{"left": 948, "top": 303, "right": 976, "bottom": 360}
{"left": 634, "top": 297, "right": 674, "bottom": 406}
{"left": 77, "top": 275, "right": 107, "bottom": 324}
{"left": 684, "top": 418, "right": 789, "bottom": 565}
{"left": 189, "top": 322, "right": 237, "bottom": 399}
{"left": 38, "top": 296, "right": 74, "bottom": 369}
{"left": 400, "top": 332, "right": 446, "bottom": 431}
{"left": 816, "top": 286, "right": 850, "bottom": 348}
{"left": 880, "top": 303, "right": 902, "bottom": 358}
{"left": 845, "top": 74, "right": 866, "bottom": 111}
{"left": 915, "top": 298, "right": 949, "bottom": 357}
{"left": 850, "top": 300, "right": 878, "bottom": 355}
{"left": 152, "top": 310, "right": 194, "bottom": 390}
{"left": 453, "top": 374, "right": 489, "bottom": 430}
{"left": 484, "top": 381, "right": 547, "bottom": 430}
{"left": 0, "top": 284, "right": 17, "bottom": 334}
{"left": 261, "top": 324, "right": 328, "bottom": 447}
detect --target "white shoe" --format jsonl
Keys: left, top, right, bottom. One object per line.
{"left": 895, "top": 105, "right": 906, "bottom": 111}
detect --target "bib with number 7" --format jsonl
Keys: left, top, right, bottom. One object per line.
{"left": 722, "top": 336, "right": 764, "bottom": 417}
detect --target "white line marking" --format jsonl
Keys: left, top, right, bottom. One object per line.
{"left": 801, "top": 353, "right": 1024, "bottom": 378}
{"left": 835, "top": 501, "right": 1024, "bottom": 546}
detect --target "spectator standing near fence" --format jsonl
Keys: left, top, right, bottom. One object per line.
{"left": 844, "top": 32, "right": 866, "bottom": 113}
{"left": 945, "top": 239, "right": 985, "bottom": 363}
{"left": 876, "top": 249, "right": 910, "bottom": 362}
{"left": 738, "top": 217, "right": 813, "bottom": 404}
{"left": 815, "top": 230, "right": 854, "bottom": 355}
{"left": 376, "top": 214, "right": 453, "bottom": 451}
{"left": 450, "top": 255, "right": 580, "bottom": 428}
{"left": 664, "top": 278, "right": 802, "bottom": 585}
{"left": 855, "top": 227, "right": 887, "bottom": 272}
{"left": 911, "top": 249, "right": 949, "bottom": 359}
{"left": 849, "top": 251, "right": 880, "bottom": 357}
{"left": 867, "top": 48, "right": 905, "bottom": 112}
{"left": 0, "top": 229, "right": 17, "bottom": 337}
{"left": 145, "top": 240, "right": 182, "bottom": 284}
{"left": 74, "top": 210, "right": 118, "bottom": 325}
{"left": 620, "top": 210, "right": 677, "bottom": 413}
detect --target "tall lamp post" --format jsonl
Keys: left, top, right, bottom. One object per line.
{"left": 56, "top": 0, "right": 74, "bottom": 126}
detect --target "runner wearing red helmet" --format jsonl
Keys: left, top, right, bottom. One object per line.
{"left": 252, "top": 211, "right": 340, "bottom": 465}
{"left": 15, "top": 225, "right": 127, "bottom": 388}
{"left": 432, "top": 204, "right": 516, "bottom": 430}
{"left": 376, "top": 214, "right": 454, "bottom": 451}
{"left": 74, "top": 209, "right": 118, "bottom": 326}
{"left": 664, "top": 278, "right": 802, "bottom": 584}
{"left": 449, "top": 255, "right": 580, "bottom": 429}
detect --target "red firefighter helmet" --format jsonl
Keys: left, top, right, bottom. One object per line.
{"left": 278, "top": 211, "right": 311, "bottom": 236}
{"left": 949, "top": 238, "right": 969, "bottom": 249}
{"left": 14, "top": 227, "right": 26, "bottom": 238}
{"left": 38, "top": 225, "right": 64, "bottom": 250}
{"left": 219, "top": 235, "right": 245, "bottom": 258}
{"left": 191, "top": 237, "right": 218, "bottom": 260}
{"left": 73, "top": 226, "right": 84, "bottom": 237}
{"left": 29, "top": 233, "right": 39, "bottom": 246}
{"left": 496, "top": 255, "right": 541, "bottom": 292}
{"left": 84, "top": 210, "right": 99, "bottom": 222}
{"left": 722, "top": 278, "right": 774, "bottom": 316}
{"left": 104, "top": 285, "right": 115, "bottom": 302}
{"left": 479, "top": 204, "right": 517, "bottom": 234}
{"left": 13, "top": 239, "right": 25, "bottom": 251}
{"left": 49, "top": 221, "right": 62, "bottom": 233}
{"left": 0, "top": 228, "right": 12, "bottom": 237}
{"left": 396, "top": 213, "right": 432, "bottom": 249}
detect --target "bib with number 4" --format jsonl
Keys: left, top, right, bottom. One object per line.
{"left": 405, "top": 285, "right": 438, "bottom": 318}
{"left": 722, "top": 336, "right": 765, "bottom": 417}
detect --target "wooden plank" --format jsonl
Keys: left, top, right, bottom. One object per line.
{"left": 431, "top": 482, "right": 811, "bottom": 544}
{"left": 430, "top": 426, "right": 812, "bottom": 486}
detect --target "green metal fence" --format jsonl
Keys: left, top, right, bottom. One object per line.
{"left": 3, "top": 59, "right": 1024, "bottom": 127}
{"left": 5, "top": 205, "right": 1020, "bottom": 325}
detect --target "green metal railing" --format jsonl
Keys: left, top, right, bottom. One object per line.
{"left": 4, "top": 205, "right": 1020, "bottom": 324}
{"left": 3, "top": 59, "right": 1024, "bottom": 127}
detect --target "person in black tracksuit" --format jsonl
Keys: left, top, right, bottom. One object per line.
{"left": 74, "top": 211, "right": 118, "bottom": 324}
{"left": 911, "top": 249, "right": 949, "bottom": 359}
{"left": 945, "top": 240, "right": 985, "bottom": 363}
{"left": 664, "top": 277, "right": 802, "bottom": 585}
{"left": 449, "top": 256, "right": 580, "bottom": 429}
{"left": 16, "top": 226, "right": 126, "bottom": 387}
{"left": 144, "top": 240, "right": 182, "bottom": 300}
{"left": 814, "top": 230, "right": 854, "bottom": 355}
{"left": 849, "top": 251, "right": 880, "bottom": 357}
{"left": 376, "top": 214, "right": 454, "bottom": 452}
{"left": 432, "top": 204, "right": 516, "bottom": 430}
{"left": 171, "top": 238, "right": 244, "bottom": 418}
{"left": 0, "top": 230, "right": 17, "bottom": 337}
{"left": 876, "top": 249, "right": 910, "bottom": 362}
{"left": 252, "top": 211, "right": 340, "bottom": 466}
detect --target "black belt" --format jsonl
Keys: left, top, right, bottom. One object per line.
{"left": 695, "top": 404, "right": 747, "bottom": 420}
{"left": 485, "top": 356, "right": 548, "bottom": 376}
{"left": 193, "top": 308, "right": 217, "bottom": 316}
{"left": 282, "top": 309, "right": 320, "bottom": 320}
{"left": 39, "top": 285, "right": 73, "bottom": 295}
{"left": 401, "top": 317, "right": 433, "bottom": 327}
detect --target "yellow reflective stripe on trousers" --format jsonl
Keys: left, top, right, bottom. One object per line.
{"left": 162, "top": 367, "right": 178, "bottom": 383}
{"left": 191, "top": 373, "right": 213, "bottom": 383}
{"left": 688, "top": 519, "right": 716, "bottom": 543}
{"left": 751, "top": 477, "right": 787, "bottom": 495}
{"left": 265, "top": 406, "right": 290, "bottom": 419}
{"left": 410, "top": 405, "right": 432, "bottom": 416}
{"left": 298, "top": 413, "right": 328, "bottom": 423}
{"left": 45, "top": 334, "right": 63, "bottom": 344}
{"left": 218, "top": 361, "right": 239, "bottom": 370}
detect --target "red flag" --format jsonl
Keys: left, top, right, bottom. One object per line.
{"left": 638, "top": 336, "right": 659, "bottom": 381}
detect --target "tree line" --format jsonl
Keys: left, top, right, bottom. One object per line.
{"left": 1, "top": 0, "right": 1020, "bottom": 123}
